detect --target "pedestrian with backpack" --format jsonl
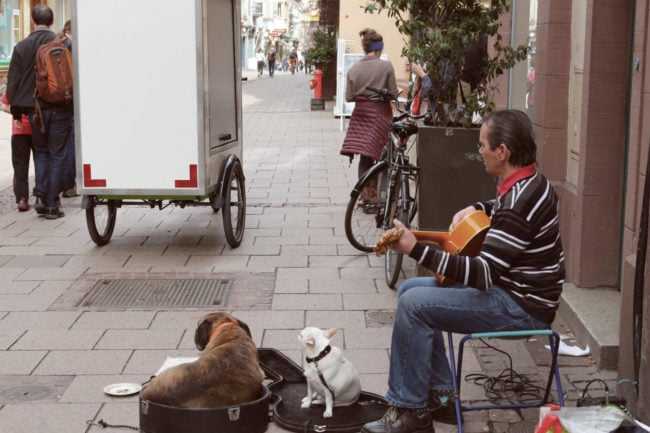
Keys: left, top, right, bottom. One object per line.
{"left": 6, "top": 5, "right": 73, "bottom": 219}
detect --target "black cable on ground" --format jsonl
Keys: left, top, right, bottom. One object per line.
{"left": 463, "top": 338, "right": 550, "bottom": 404}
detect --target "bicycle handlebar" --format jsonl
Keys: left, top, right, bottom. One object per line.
{"left": 366, "top": 86, "right": 427, "bottom": 120}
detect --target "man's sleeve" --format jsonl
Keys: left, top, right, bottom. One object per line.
{"left": 5, "top": 52, "right": 21, "bottom": 103}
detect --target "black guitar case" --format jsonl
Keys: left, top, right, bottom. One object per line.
{"left": 258, "top": 348, "right": 388, "bottom": 433}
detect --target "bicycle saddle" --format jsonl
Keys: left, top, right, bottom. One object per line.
{"left": 391, "top": 121, "right": 418, "bottom": 137}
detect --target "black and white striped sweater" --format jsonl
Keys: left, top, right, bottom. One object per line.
{"left": 409, "top": 167, "right": 565, "bottom": 325}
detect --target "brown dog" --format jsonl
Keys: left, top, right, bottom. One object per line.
{"left": 141, "top": 312, "right": 265, "bottom": 408}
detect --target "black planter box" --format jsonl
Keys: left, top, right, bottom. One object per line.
{"left": 416, "top": 126, "right": 496, "bottom": 230}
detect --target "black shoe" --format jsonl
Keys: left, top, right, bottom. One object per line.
{"left": 428, "top": 392, "right": 461, "bottom": 425}
{"left": 34, "top": 197, "right": 46, "bottom": 215}
{"left": 44, "top": 208, "right": 65, "bottom": 220}
{"left": 361, "top": 406, "right": 433, "bottom": 433}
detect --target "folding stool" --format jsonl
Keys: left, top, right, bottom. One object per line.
{"left": 446, "top": 329, "right": 565, "bottom": 433}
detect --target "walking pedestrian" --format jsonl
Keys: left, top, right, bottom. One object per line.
{"left": 6, "top": 5, "right": 72, "bottom": 219}
{"left": 256, "top": 49, "right": 265, "bottom": 78}
{"left": 267, "top": 48, "right": 276, "bottom": 78}
{"left": 1, "top": 87, "right": 33, "bottom": 212}
{"left": 59, "top": 19, "right": 77, "bottom": 198}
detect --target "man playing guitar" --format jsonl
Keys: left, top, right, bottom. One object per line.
{"left": 362, "top": 109, "right": 565, "bottom": 433}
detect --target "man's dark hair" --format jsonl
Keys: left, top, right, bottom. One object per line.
{"left": 32, "top": 5, "right": 54, "bottom": 26}
{"left": 483, "top": 109, "right": 537, "bottom": 167}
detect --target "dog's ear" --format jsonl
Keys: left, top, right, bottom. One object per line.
{"left": 194, "top": 319, "right": 212, "bottom": 350}
{"left": 323, "top": 328, "right": 338, "bottom": 339}
{"left": 236, "top": 319, "right": 253, "bottom": 338}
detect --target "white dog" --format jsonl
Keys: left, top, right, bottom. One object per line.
{"left": 299, "top": 327, "right": 361, "bottom": 418}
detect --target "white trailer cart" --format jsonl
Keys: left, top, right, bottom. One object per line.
{"left": 72, "top": 0, "right": 245, "bottom": 247}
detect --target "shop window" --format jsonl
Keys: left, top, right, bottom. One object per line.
{"left": 508, "top": 0, "right": 537, "bottom": 120}
{"left": 0, "top": 0, "right": 20, "bottom": 65}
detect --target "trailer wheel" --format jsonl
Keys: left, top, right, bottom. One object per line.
{"left": 222, "top": 159, "right": 246, "bottom": 247}
{"left": 86, "top": 199, "right": 117, "bottom": 246}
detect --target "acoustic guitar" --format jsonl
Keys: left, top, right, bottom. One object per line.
{"left": 412, "top": 210, "right": 491, "bottom": 285}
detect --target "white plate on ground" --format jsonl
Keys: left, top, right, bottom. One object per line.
{"left": 103, "top": 383, "right": 142, "bottom": 397}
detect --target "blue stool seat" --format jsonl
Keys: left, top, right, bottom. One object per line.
{"left": 446, "top": 329, "right": 565, "bottom": 433}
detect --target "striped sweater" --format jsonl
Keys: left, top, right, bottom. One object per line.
{"left": 409, "top": 166, "right": 565, "bottom": 324}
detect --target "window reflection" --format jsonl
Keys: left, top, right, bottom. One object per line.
{"left": 0, "top": 0, "right": 20, "bottom": 64}
{"left": 509, "top": 0, "right": 537, "bottom": 121}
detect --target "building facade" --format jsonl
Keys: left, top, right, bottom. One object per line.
{"left": 500, "top": 0, "right": 647, "bottom": 419}
{"left": 0, "top": 0, "right": 70, "bottom": 83}
{"left": 339, "top": 0, "right": 649, "bottom": 421}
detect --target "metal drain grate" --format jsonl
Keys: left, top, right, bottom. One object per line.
{"left": 366, "top": 310, "right": 395, "bottom": 327}
{"left": 79, "top": 279, "right": 232, "bottom": 308}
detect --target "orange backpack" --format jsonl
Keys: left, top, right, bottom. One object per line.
{"left": 34, "top": 37, "right": 73, "bottom": 105}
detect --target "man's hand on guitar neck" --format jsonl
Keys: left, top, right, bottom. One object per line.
{"left": 390, "top": 219, "right": 417, "bottom": 255}
{"left": 449, "top": 206, "right": 477, "bottom": 232}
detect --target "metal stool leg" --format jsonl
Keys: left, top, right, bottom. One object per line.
{"left": 447, "top": 332, "right": 464, "bottom": 433}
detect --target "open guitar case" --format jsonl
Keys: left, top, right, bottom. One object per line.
{"left": 258, "top": 347, "right": 388, "bottom": 433}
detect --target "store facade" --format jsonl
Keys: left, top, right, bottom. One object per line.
{"left": 499, "top": 0, "right": 647, "bottom": 421}
{"left": 0, "top": 0, "right": 70, "bottom": 83}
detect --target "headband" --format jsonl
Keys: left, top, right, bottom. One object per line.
{"left": 368, "top": 41, "right": 384, "bottom": 52}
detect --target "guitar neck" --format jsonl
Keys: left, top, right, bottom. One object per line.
{"left": 412, "top": 230, "right": 448, "bottom": 245}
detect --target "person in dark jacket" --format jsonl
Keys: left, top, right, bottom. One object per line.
{"left": 362, "top": 110, "right": 565, "bottom": 433}
{"left": 6, "top": 5, "right": 72, "bottom": 219}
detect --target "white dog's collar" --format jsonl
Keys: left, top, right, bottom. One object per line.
{"left": 305, "top": 344, "right": 331, "bottom": 363}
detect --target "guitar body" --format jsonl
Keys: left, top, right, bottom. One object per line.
{"left": 412, "top": 210, "right": 490, "bottom": 285}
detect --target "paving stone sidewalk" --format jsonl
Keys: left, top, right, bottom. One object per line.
{"left": 0, "top": 68, "right": 612, "bottom": 433}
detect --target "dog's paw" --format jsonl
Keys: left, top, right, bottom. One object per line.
{"left": 313, "top": 395, "right": 325, "bottom": 405}
{"left": 323, "top": 408, "right": 333, "bottom": 418}
{"left": 301, "top": 396, "right": 312, "bottom": 408}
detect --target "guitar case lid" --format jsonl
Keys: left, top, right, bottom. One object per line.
{"left": 259, "top": 347, "right": 388, "bottom": 433}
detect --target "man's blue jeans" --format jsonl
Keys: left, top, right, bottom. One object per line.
{"left": 30, "top": 107, "right": 73, "bottom": 210}
{"left": 385, "top": 277, "right": 548, "bottom": 409}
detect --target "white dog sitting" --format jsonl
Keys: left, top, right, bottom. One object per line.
{"left": 299, "top": 327, "right": 362, "bottom": 418}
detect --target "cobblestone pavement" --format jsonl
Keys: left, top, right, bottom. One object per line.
{"left": 0, "top": 68, "right": 615, "bottom": 433}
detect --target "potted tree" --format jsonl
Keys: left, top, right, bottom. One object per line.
{"left": 364, "top": 0, "right": 527, "bottom": 126}
{"left": 305, "top": 26, "right": 338, "bottom": 100}
{"left": 365, "top": 0, "right": 529, "bottom": 229}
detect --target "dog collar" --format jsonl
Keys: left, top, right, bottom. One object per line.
{"left": 306, "top": 344, "right": 331, "bottom": 363}
{"left": 208, "top": 321, "right": 238, "bottom": 341}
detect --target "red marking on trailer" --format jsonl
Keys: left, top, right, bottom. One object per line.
{"left": 83, "top": 164, "right": 107, "bottom": 187}
{"left": 175, "top": 164, "right": 198, "bottom": 188}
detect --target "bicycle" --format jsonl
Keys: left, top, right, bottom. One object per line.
{"left": 344, "top": 87, "right": 426, "bottom": 288}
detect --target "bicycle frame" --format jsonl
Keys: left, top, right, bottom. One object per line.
{"left": 381, "top": 131, "right": 420, "bottom": 229}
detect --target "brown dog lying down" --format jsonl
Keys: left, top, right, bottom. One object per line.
{"left": 141, "top": 312, "right": 265, "bottom": 408}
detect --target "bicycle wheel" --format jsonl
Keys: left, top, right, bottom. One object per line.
{"left": 344, "top": 162, "right": 388, "bottom": 252}
{"left": 222, "top": 159, "right": 246, "bottom": 248}
{"left": 385, "top": 175, "right": 411, "bottom": 288}
{"left": 85, "top": 197, "right": 117, "bottom": 246}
